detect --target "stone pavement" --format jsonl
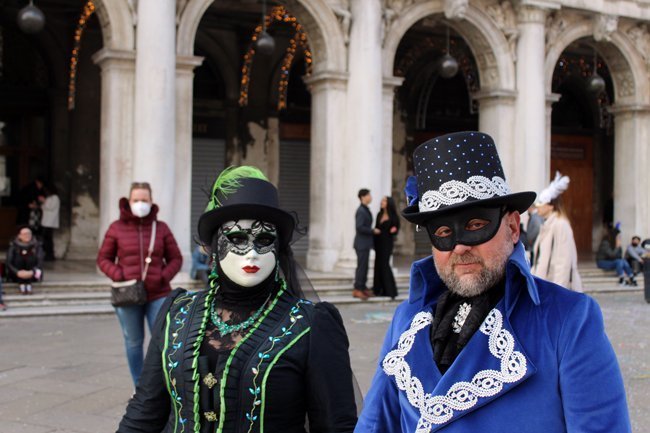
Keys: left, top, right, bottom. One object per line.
{"left": 0, "top": 292, "right": 648, "bottom": 433}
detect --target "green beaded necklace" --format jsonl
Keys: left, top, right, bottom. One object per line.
{"left": 209, "top": 287, "right": 273, "bottom": 336}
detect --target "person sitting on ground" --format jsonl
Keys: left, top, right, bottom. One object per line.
{"left": 0, "top": 279, "right": 6, "bottom": 311}
{"left": 625, "top": 235, "right": 645, "bottom": 276}
{"left": 6, "top": 226, "right": 44, "bottom": 295}
{"left": 190, "top": 244, "right": 210, "bottom": 284}
{"left": 596, "top": 226, "right": 636, "bottom": 286}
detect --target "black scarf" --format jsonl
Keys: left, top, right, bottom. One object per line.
{"left": 430, "top": 281, "right": 505, "bottom": 374}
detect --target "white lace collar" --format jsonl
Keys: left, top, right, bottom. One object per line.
{"left": 382, "top": 308, "right": 528, "bottom": 432}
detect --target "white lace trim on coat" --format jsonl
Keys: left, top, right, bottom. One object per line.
{"left": 382, "top": 309, "right": 528, "bottom": 433}
{"left": 418, "top": 176, "right": 511, "bottom": 212}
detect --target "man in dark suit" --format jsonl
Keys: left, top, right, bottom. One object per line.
{"left": 353, "top": 189, "right": 379, "bottom": 300}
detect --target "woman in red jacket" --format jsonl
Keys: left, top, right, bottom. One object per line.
{"left": 97, "top": 182, "right": 182, "bottom": 385}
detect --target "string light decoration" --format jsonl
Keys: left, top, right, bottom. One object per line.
{"left": 239, "top": 6, "right": 312, "bottom": 110}
{"left": 67, "top": 1, "right": 96, "bottom": 110}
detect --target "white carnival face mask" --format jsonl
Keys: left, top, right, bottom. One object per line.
{"left": 131, "top": 201, "right": 152, "bottom": 218}
{"left": 217, "top": 219, "right": 277, "bottom": 287}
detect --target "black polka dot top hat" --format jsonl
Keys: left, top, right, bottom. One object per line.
{"left": 402, "top": 131, "right": 537, "bottom": 224}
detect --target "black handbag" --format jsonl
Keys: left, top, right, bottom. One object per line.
{"left": 110, "top": 221, "right": 156, "bottom": 307}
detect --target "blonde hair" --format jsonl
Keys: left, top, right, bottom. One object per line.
{"left": 129, "top": 182, "right": 152, "bottom": 199}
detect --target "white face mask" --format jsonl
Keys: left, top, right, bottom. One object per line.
{"left": 130, "top": 201, "right": 152, "bottom": 218}
{"left": 218, "top": 219, "right": 277, "bottom": 287}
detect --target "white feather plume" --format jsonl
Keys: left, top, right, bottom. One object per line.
{"left": 537, "top": 171, "right": 570, "bottom": 204}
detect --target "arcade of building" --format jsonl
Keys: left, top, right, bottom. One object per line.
{"left": 2, "top": 0, "right": 650, "bottom": 270}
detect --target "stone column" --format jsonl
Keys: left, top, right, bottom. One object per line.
{"left": 475, "top": 90, "right": 517, "bottom": 181}
{"left": 92, "top": 48, "right": 136, "bottom": 241}
{"left": 385, "top": 76, "right": 412, "bottom": 255}
{"left": 175, "top": 55, "right": 204, "bottom": 264}
{"left": 303, "top": 71, "right": 349, "bottom": 272}
{"left": 339, "top": 0, "right": 384, "bottom": 264}
{"left": 545, "top": 93, "right": 561, "bottom": 156}
{"left": 610, "top": 104, "right": 650, "bottom": 243}
{"left": 383, "top": 76, "right": 404, "bottom": 193}
{"left": 513, "top": 4, "right": 552, "bottom": 193}
{"left": 133, "top": 0, "right": 176, "bottom": 222}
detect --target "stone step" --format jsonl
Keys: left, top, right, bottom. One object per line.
{"left": 1, "top": 286, "right": 643, "bottom": 318}
{"left": 0, "top": 293, "right": 411, "bottom": 318}
{"left": 0, "top": 267, "right": 645, "bottom": 318}
{"left": 0, "top": 304, "right": 115, "bottom": 318}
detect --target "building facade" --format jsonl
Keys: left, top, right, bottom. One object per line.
{"left": 2, "top": 0, "right": 650, "bottom": 270}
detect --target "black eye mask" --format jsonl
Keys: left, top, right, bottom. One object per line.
{"left": 216, "top": 220, "right": 278, "bottom": 261}
{"left": 424, "top": 206, "right": 505, "bottom": 251}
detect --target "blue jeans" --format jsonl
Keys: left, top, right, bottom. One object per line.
{"left": 597, "top": 259, "right": 634, "bottom": 278}
{"left": 114, "top": 297, "right": 166, "bottom": 385}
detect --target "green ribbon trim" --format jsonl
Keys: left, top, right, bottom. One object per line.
{"left": 259, "top": 326, "right": 311, "bottom": 433}
{"left": 161, "top": 311, "right": 176, "bottom": 433}
{"left": 191, "top": 291, "right": 214, "bottom": 432}
{"left": 216, "top": 286, "right": 286, "bottom": 433}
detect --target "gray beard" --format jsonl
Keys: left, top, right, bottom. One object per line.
{"left": 434, "top": 242, "right": 513, "bottom": 297}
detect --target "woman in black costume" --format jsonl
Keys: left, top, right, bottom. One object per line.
{"left": 371, "top": 196, "right": 400, "bottom": 299}
{"left": 117, "top": 166, "right": 357, "bottom": 433}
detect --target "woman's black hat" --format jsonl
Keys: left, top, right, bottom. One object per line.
{"left": 402, "top": 131, "right": 536, "bottom": 224}
{"left": 198, "top": 177, "right": 296, "bottom": 247}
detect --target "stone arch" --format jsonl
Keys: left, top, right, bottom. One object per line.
{"left": 544, "top": 15, "right": 650, "bottom": 252}
{"left": 545, "top": 18, "right": 649, "bottom": 105}
{"left": 195, "top": 32, "right": 239, "bottom": 101}
{"left": 92, "top": 0, "right": 135, "bottom": 50}
{"left": 383, "top": 0, "right": 515, "bottom": 91}
{"left": 177, "top": 0, "right": 347, "bottom": 73}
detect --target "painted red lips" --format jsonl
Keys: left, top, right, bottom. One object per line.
{"left": 242, "top": 266, "right": 260, "bottom": 274}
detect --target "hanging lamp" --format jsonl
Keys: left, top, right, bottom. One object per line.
{"left": 587, "top": 48, "right": 606, "bottom": 94}
{"left": 17, "top": 0, "right": 46, "bottom": 34}
{"left": 439, "top": 25, "right": 459, "bottom": 79}
{"left": 256, "top": 0, "right": 275, "bottom": 56}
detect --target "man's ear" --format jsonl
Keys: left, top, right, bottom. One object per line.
{"left": 507, "top": 211, "right": 521, "bottom": 243}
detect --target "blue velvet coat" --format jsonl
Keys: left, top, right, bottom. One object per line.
{"left": 356, "top": 243, "right": 631, "bottom": 433}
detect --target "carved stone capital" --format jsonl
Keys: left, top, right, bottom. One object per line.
{"left": 593, "top": 14, "right": 618, "bottom": 42}
{"left": 384, "top": 0, "right": 416, "bottom": 12}
{"left": 486, "top": 1, "right": 518, "bottom": 60}
{"left": 625, "top": 23, "right": 650, "bottom": 67}
{"left": 331, "top": 1, "right": 352, "bottom": 44}
{"left": 518, "top": 4, "right": 548, "bottom": 24}
{"left": 544, "top": 11, "right": 567, "bottom": 52}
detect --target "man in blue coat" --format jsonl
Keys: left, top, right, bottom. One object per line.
{"left": 356, "top": 131, "right": 630, "bottom": 433}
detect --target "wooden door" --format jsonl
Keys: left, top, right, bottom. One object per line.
{"left": 550, "top": 134, "right": 593, "bottom": 255}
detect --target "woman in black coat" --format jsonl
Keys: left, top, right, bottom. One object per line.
{"left": 117, "top": 166, "right": 357, "bottom": 433}
{"left": 372, "top": 196, "right": 400, "bottom": 299}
